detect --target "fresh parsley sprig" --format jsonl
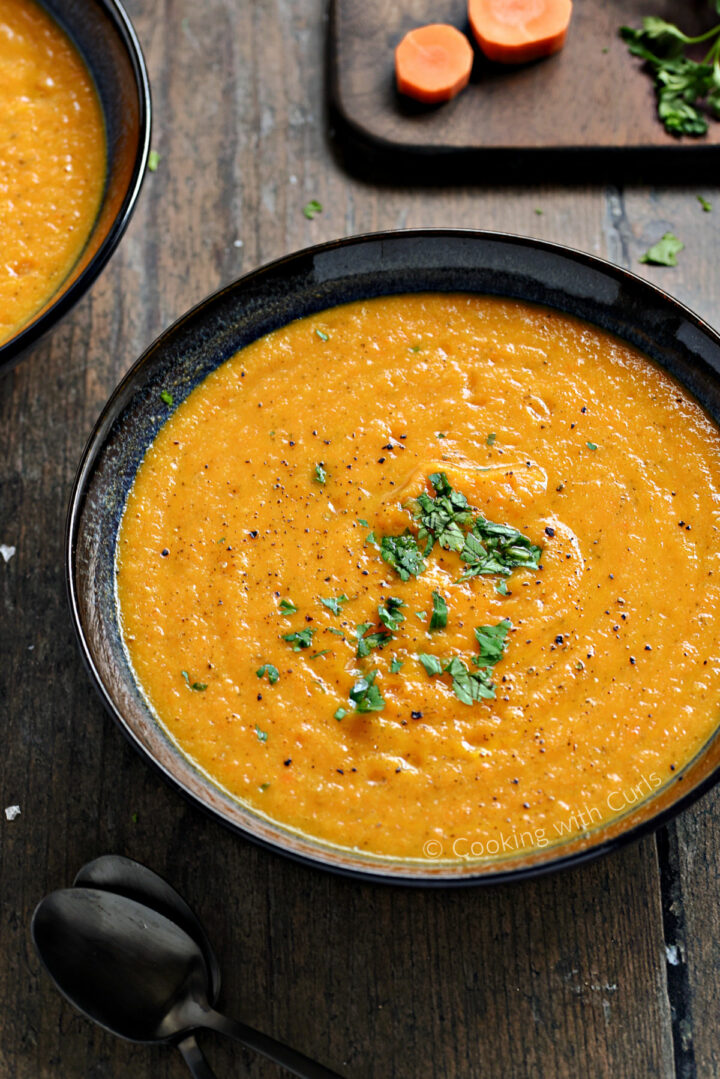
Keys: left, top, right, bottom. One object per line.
{"left": 459, "top": 518, "right": 541, "bottom": 582}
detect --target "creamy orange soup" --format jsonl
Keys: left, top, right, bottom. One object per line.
{"left": 0, "top": 0, "right": 106, "bottom": 345}
{"left": 117, "top": 295, "right": 720, "bottom": 861}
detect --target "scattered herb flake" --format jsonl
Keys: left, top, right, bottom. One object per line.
{"left": 316, "top": 328, "right": 329, "bottom": 341}
{"left": 474, "top": 619, "right": 511, "bottom": 668}
{"left": 314, "top": 462, "right": 327, "bottom": 485}
{"left": 378, "top": 596, "right": 406, "bottom": 632}
{"left": 444, "top": 656, "right": 496, "bottom": 704}
{"left": 259, "top": 782, "right": 270, "bottom": 792}
{"left": 429, "top": 590, "right": 448, "bottom": 632}
{"left": 325, "top": 627, "right": 345, "bottom": 638}
{"left": 358, "top": 518, "right": 370, "bottom": 527}
{"left": 334, "top": 707, "right": 347, "bottom": 721}
{"left": 486, "top": 432, "right": 496, "bottom": 446}
{"left": 355, "top": 621, "right": 391, "bottom": 659}
{"left": 309, "top": 649, "right": 331, "bottom": 660}
{"left": 349, "top": 670, "right": 385, "bottom": 713}
{"left": 319, "top": 595, "right": 348, "bottom": 615}
{"left": 459, "top": 517, "right": 541, "bottom": 582}
{"left": 380, "top": 533, "right": 426, "bottom": 580}
{"left": 256, "top": 663, "right": 280, "bottom": 684}
{"left": 255, "top": 725, "right": 268, "bottom": 743}
{"left": 282, "top": 628, "right": 316, "bottom": 651}
{"left": 160, "top": 389, "right": 173, "bottom": 406}
{"left": 640, "top": 232, "right": 684, "bottom": 267}
{"left": 390, "top": 658, "right": 404, "bottom": 673}
{"left": 303, "top": 199, "right": 322, "bottom": 219}
{"left": 181, "top": 670, "right": 207, "bottom": 691}
{"left": 587, "top": 441, "right": 598, "bottom": 451}
{"left": 698, "top": 194, "right": 713, "bottom": 212}
{"left": 278, "top": 598, "right": 298, "bottom": 615}
{"left": 412, "top": 471, "right": 472, "bottom": 554}
{"left": 148, "top": 149, "right": 160, "bottom": 172}
{"left": 418, "top": 653, "right": 444, "bottom": 677}
{"left": 495, "top": 580, "right": 509, "bottom": 596}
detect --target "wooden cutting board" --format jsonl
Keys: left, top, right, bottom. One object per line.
{"left": 329, "top": 0, "right": 720, "bottom": 177}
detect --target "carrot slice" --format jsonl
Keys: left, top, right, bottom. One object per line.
{"left": 395, "top": 24, "right": 474, "bottom": 105}
{"left": 468, "top": 0, "right": 573, "bottom": 65}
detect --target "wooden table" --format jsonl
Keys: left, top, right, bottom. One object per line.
{"left": 2, "top": 2, "right": 719, "bottom": 1076}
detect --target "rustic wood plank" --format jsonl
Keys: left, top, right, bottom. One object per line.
{"left": 6, "top": 0, "right": 720, "bottom": 1076}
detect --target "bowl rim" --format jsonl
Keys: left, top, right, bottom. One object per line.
{"left": 0, "top": 0, "right": 152, "bottom": 371}
{"left": 66, "top": 227, "right": 720, "bottom": 886}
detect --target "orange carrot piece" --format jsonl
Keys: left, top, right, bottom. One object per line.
{"left": 395, "top": 24, "right": 474, "bottom": 105}
{"left": 468, "top": 0, "right": 572, "bottom": 65}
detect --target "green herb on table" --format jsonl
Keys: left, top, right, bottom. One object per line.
{"left": 620, "top": 15, "right": 720, "bottom": 137}
{"left": 303, "top": 199, "right": 322, "bottom": 219}
{"left": 181, "top": 670, "right": 207, "bottom": 691}
{"left": 282, "top": 628, "right": 316, "bottom": 651}
{"left": 319, "top": 595, "right": 348, "bottom": 615}
{"left": 278, "top": 598, "right": 298, "bottom": 615}
{"left": 429, "top": 590, "right": 448, "bottom": 631}
{"left": 255, "top": 725, "right": 268, "bottom": 743}
{"left": 148, "top": 149, "right": 161, "bottom": 172}
{"left": 314, "top": 462, "right": 327, "bottom": 484}
{"left": 640, "top": 232, "right": 684, "bottom": 266}
{"left": 349, "top": 670, "right": 385, "bottom": 712}
{"left": 160, "top": 389, "right": 173, "bottom": 406}
{"left": 256, "top": 663, "right": 280, "bottom": 684}
{"left": 379, "top": 533, "right": 426, "bottom": 580}
{"left": 698, "top": 194, "right": 713, "bottom": 212}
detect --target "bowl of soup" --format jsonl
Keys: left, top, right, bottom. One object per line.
{"left": 67, "top": 229, "right": 720, "bottom": 885}
{"left": 0, "top": 0, "right": 151, "bottom": 373}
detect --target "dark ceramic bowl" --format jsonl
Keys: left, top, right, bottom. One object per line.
{"left": 0, "top": 0, "right": 150, "bottom": 374}
{"left": 67, "top": 229, "right": 720, "bottom": 885}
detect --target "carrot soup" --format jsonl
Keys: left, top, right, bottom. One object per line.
{"left": 0, "top": 0, "right": 106, "bottom": 345}
{"left": 116, "top": 294, "right": 720, "bottom": 860}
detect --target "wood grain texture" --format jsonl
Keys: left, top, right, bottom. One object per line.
{"left": 330, "top": 0, "right": 720, "bottom": 179}
{"left": 1, "top": 0, "right": 719, "bottom": 1076}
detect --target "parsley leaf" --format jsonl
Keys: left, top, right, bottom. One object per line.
{"left": 495, "top": 580, "right": 509, "bottom": 596}
{"left": 418, "top": 653, "right": 444, "bottom": 676}
{"left": 309, "top": 649, "right": 331, "bottom": 660}
{"left": 319, "top": 595, "right": 348, "bottom": 615}
{"left": 256, "top": 663, "right": 279, "bottom": 684}
{"left": 355, "top": 622, "right": 391, "bottom": 659}
{"left": 486, "top": 432, "right": 496, "bottom": 446}
{"left": 349, "top": 670, "right": 385, "bottom": 712}
{"left": 255, "top": 725, "right": 268, "bottom": 743}
{"left": 314, "top": 462, "right": 327, "bottom": 484}
{"left": 474, "top": 619, "right": 511, "bottom": 667}
{"left": 411, "top": 471, "right": 472, "bottom": 554}
{"left": 429, "top": 590, "right": 448, "bottom": 631}
{"left": 278, "top": 598, "right": 298, "bottom": 615}
{"left": 390, "top": 658, "right": 404, "bottom": 673}
{"left": 282, "top": 628, "right": 316, "bottom": 651}
{"left": 444, "top": 657, "right": 496, "bottom": 704}
{"left": 459, "top": 518, "right": 541, "bottom": 581}
{"left": 640, "top": 232, "right": 684, "bottom": 266}
{"left": 160, "top": 389, "right": 173, "bottom": 406}
{"left": 181, "top": 670, "right": 207, "bottom": 691}
{"left": 380, "top": 533, "right": 426, "bottom": 580}
{"left": 303, "top": 199, "right": 322, "bottom": 219}
{"left": 334, "top": 706, "right": 347, "bottom": 721}
{"left": 316, "top": 328, "right": 329, "bottom": 341}
{"left": 378, "top": 596, "right": 406, "bottom": 632}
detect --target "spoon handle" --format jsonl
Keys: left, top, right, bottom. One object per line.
{"left": 202, "top": 1010, "right": 344, "bottom": 1079}
{"left": 177, "top": 1034, "right": 219, "bottom": 1079}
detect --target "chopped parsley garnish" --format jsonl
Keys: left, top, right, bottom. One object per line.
{"left": 282, "top": 628, "right": 316, "bottom": 651}
{"left": 349, "top": 670, "right": 385, "bottom": 712}
{"left": 415, "top": 611, "right": 427, "bottom": 622}
{"left": 586, "top": 441, "right": 598, "bottom": 451}
{"left": 255, "top": 725, "right": 268, "bottom": 743}
{"left": 640, "top": 232, "right": 684, "bottom": 267}
{"left": 325, "top": 627, "right": 345, "bottom": 638}
{"left": 355, "top": 622, "right": 391, "bottom": 659}
{"left": 303, "top": 199, "right": 322, "bottom": 219}
{"left": 314, "top": 462, "right": 327, "bottom": 485}
{"left": 319, "top": 595, "right": 348, "bottom": 615}
{"left": 620, "top": 16, "right": 720, "bottom": 137}
{"left": 474, "top": 619, "right": 511, "bottom": 667}
{"left": 364, "top": 530, "right": 378, "bottom": 547}
{"left": 316, "top": 328, "right": 329, "bottom": 341}
{"left": 698, "top": 195, "right": 713, "bottom": 212}
{"left": 412, "top": 471, "right": 472, "bottom": 554}
{"left": 278, "top": 598, "right": 298, "bottom": 615}
{"left": 486, "top": 432, "right": 496, "bottom": 446}
{"left": 148, "top": 149, "right": 160, "bottom": 172}
{"left": 459, "top": 518, "right": 541, "bottom": 582}
{"left": 309, "top": 649, "right": 331, "bottom": 660}
{"left": 378, "top": 596, "right": 406, "bottom": 632}
{"left": 334, "top": 707, "right": 347, "bottom": 721}
{"left": 390, "top": 658, "right": 404, "bottom": 673}
{"left": 160, "top": 389, "right": 173, "bottom": 406}
{"left": 256, "top": 663, "right": 279, "bottom": 684}
{"left": 259, "top": 782, "right": 270, "bottom": 792}
{"left": 380, "top": 533, "right": 426, "bottom": 580}
{"left": 429, "top": 591, "right": 448, "bottom": 631}
{"left": 358, "top": 518, "right": 370, "bottom": 527}
{"left": 181, "top": 670, "right": 207, "bottom": 691}
{"left": 418, "top": 653, "right": 444, "bottom": 677}
{"left": 495, "top": 580, "right": 509, "bottom": 596}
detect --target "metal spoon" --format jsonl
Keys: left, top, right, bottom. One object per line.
{"left": 32, "top": 888, "right": 343, "bottom": 1079}
{"left": 73, "top": 855, "right": 221, "bottom": 1001}
{"left": 72, "top": 854, "right": 222, "bottom": 1076}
